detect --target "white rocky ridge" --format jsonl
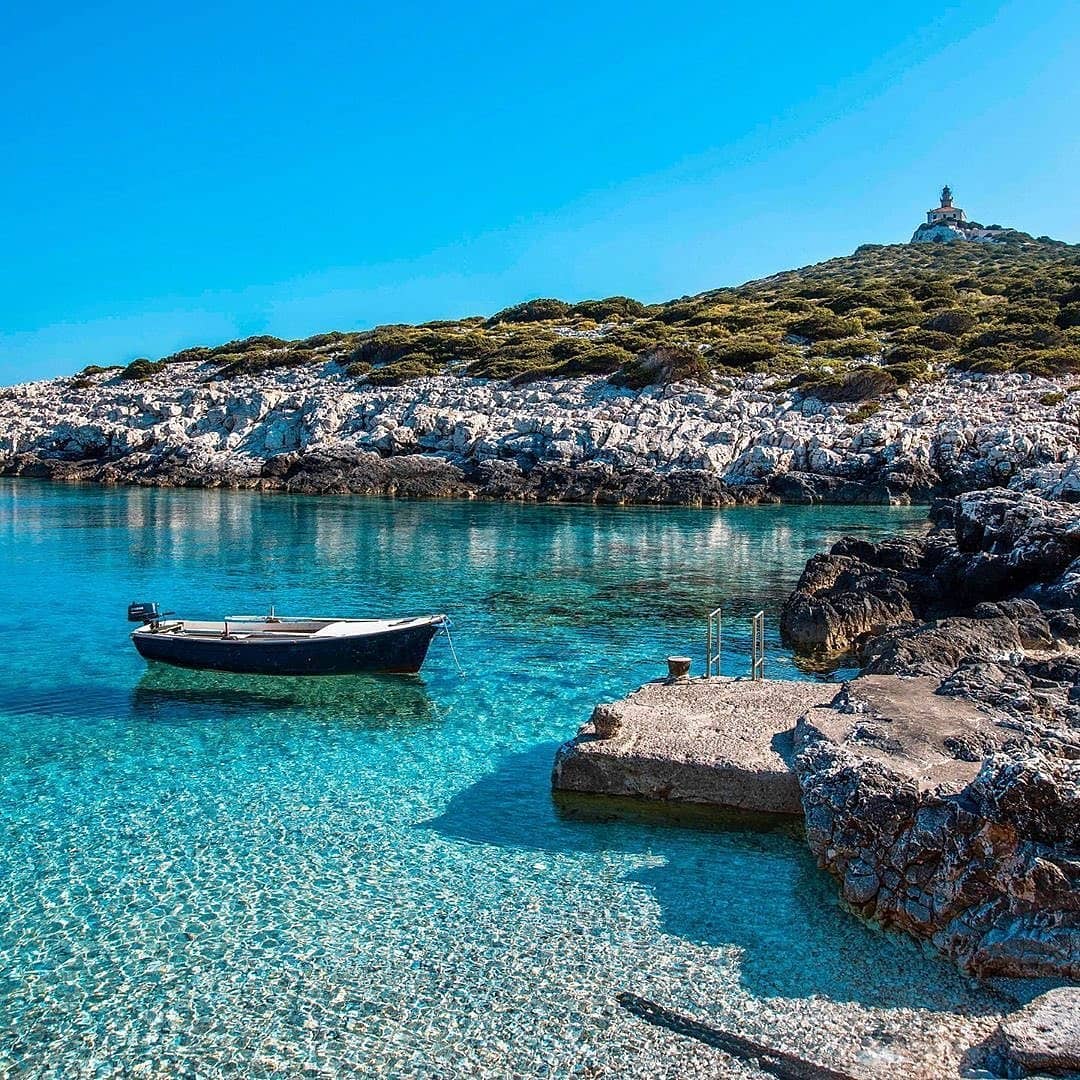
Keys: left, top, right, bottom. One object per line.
{"left": 0, "top": 360, "right": 1077, "bottom": 499}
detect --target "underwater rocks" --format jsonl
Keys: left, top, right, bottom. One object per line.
{"left": 0, "top": 363, "right": 1077, "bottom": 503}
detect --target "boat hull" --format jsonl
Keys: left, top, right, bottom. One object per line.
{"left": 132, "top": 620, "right": 442, "bottom": 676}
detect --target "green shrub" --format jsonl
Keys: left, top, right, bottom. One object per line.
{"left": 951, "top": 346, "right": 1013, "bottom": 371}
{"left": 883, "top": 359, "right": 930, "bottom": 385}
{"left": 162, "top": 346, "right": 213, "bottom": 364}
{"left": 967, "top": 324, "right": 1063, "bottom": 351}
{"left": 922, "top": 309, "right": 977, "bottom": 336}
{"left": 1056, "top": 303, "right": 1080, "bottom": 330}
{"left": 1039, "top": 391, "right": 1066, "bottom": 406}
{"left": 844, "top": 401, "right": 883, "bottom": 423}
{"left": 600, "top": 324, "right": 672, "bottom": 353}
{"left": 365, "top": 358, "right": 440, "bottom": 385}
{"left": 787, "top": 310, "right": 862, "bottom": 342}
{"left": 708, "top": 339, "right": 777, "bottom": 367}
{"left": 768, "top": 297, "right": 814, "bottom": 313}
{"left": 614, "top": 346, "right": 709, "bottom": 389}
{"left": 900, "top": 330, "right": 956, "bottom": 351}
{"left": 79, "top": 363, "right": 122, "bottom": 376}
{"left": 813, "top": 336, "right": 881, "bottom": 359}
{"left": 968, "top": 357, "right": 1012, "bottom": 374}
{"left": 297, "top": 331, "right": 354, "bottom": 350}
{"left": 799, "top": 366, "right": 897, "bottom": 403}
{"left": 1018, "top": 346, "right": 1080, "bottom": 375}
{"left": 487, "top": 298, "right": 572, "bottom": 324}
{"left": 120, "top": 358, "right": 168, "bottom": 381}
{"left": 207, "top": 335, "right": 287, "bottom": 359}
{"left": 572, "top": 343, "right": 634, "bottom": 373}
{"left": 568, "top": 296, "right": 647, "bottom": 321}
{"left": 1003, "top": 299, "right": 1058, "bottom": 325}
{"left": 214, "top": 348, "right": 322, "bottom": 379}
{"left": 883, "top": 344, "right": 934, "bottom": 366}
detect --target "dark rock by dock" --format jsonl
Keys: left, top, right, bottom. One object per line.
{"left": 795, "top": 675, "right": 1079, "bottom": 981}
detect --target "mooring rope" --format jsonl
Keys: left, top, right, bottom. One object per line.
{"left": 441, "top": 619, "right": 465, "bottom": 677}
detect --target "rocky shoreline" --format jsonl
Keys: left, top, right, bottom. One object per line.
{"left": 777, "top": 485, "right": 1080, "bottom": 993}
{"left": 1, "top": 361, "right": 1077, "bottom": 504}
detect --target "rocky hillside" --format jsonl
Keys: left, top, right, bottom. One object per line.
{"left": 3, "top": 239, "right": 1079, "bottom": 503}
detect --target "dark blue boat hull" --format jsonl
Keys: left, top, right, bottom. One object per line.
{"left": 133, "top": 622, "right": 440, "bottom": 676}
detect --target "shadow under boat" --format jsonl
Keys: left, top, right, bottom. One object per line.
{"left": 131, "top": 664, "right": 442, "bottom": 731}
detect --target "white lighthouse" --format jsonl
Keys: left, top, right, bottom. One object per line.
{"left": 926, "top": 185, "right": 967, "bottom": 226}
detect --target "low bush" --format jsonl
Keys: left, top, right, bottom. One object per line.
{"left": 487, "top": 298, "right": 572, "bottom": 325}
{"left": 614, "top": 346, "right": 709, "bottom": 389}
{"left": 1040, "top": 391, "right": 1066, "bottom": 406}
{"left": 922, "top": 309, "right": 977, "bottom": 335}
{"left": 787, "top": 310, "right": 863, "bottom": 342}
{"left": 120, "top": 358, "right": 168, "bottom": 381}
{"left": 883, "top": 359, "right": 930, "bottom": 385}
{"left": 207, "top": 335, "right": 287, "bottom": 359}
{"left": 1056, "top": 303, "right": 1080, "bottom": 330}
{"left": 844, "top": 401, "right": 883, "bottom": 423}
{"left": 708, "top": 339, "right": 777, "bottom": 368}
{"left": 813, "top": 336, "right": 881, "bottom": 359}
{"left": 899, "top": 330, "right": 956, "bottom": 351}
{"left": 798, "top": 366, "right": 897, "bottom": 403}
{"left": 966, "top": 323, "right": 1063, "bottom": 351}
{"left": 162, "top": 346, "right": 213, "bottom": 364}
{"left": 215, "top": 349, "right": 320, "bottom": 379}
{"left": 1017, "top": 346, "right": 1080, "bottom": 376}
{"left": 568, "top": 296, "right": 647, "bottom": 321}
{"left": 296, "top": 331, "right": 355, "bottom": 350}
{"left": 365, "top": 357, "right": 441, "bottom": 385}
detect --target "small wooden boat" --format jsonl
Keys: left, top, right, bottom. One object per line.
{"left": 130, "top": 610, "right": 447, "bottom": 676}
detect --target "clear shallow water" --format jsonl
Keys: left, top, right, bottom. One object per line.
{"left": 0, "top": 482, "right": 1002, "bottom": 1077}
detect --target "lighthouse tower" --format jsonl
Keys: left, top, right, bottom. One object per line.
{"left": 926, "top": 185, "right": 966, "bottom": 225}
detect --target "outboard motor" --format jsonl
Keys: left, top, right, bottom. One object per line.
{"left": 127, "top": 601, "right": 160, "bottom": 624}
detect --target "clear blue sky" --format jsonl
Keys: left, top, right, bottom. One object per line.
{"left": 2, "top": 0, "right": 1078, "bottom": 383}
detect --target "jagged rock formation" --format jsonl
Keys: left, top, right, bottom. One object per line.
{"left": 781, "top": 486, "right": 1080, "bottom": 982}
{"left": 795, "top": 679, "right": 1078, "bottom": 981}
{"left": 1, "top": 364, "right": 1077, "bottom": 505}
{"left": 780, "top": 486, "right": 1080, "bottom": 662}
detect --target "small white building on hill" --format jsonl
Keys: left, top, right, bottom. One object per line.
{"left": 910, "top": 186, "right": 1013, "bottom": 244}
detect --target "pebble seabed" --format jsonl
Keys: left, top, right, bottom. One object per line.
{"left": 0, "top": 483, "right": 1009, "bottom": 1078}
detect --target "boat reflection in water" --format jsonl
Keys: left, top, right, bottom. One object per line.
{"left": 131, "top": 664, "right": 443, "bottom": 732}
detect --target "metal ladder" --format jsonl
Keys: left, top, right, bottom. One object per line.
{"left": 704, "top": 607, "right": 765, "bottom": 681}
{"left": 705, "top": 607, "right": 722, "bottom": 679}
{"left": 750, "top": 610, "right": 765, "bottom": 681}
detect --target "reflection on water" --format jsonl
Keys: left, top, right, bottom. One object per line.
{"left": 132, "top": 666, "right": 440, "bottom": 730}
{"left": 0, "top": 481, "right": 999, "bottom": 1078}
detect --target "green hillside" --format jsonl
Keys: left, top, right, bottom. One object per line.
{"left": 82, "top": 236, "right": 1080, "bottom": 400}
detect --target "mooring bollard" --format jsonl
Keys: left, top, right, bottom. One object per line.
{"left": 667, "top": 655, "right": 692, "bottom": 680}
{"left": 591, "top": 703, "right": 622, "bottom": 739}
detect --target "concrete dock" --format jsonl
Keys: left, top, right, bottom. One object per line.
{"left": 551, "top": 677, "right": 841, "bottom": 815}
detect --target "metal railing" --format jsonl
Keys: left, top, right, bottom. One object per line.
{"left": 705, "top": 607, "right": 722, "bottom": 679}
{"left": 750, "top": 610, "right": 765, "bottom": 681}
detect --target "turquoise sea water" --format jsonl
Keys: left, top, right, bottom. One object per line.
{"left": 0, "top": 482, "right": 1002, "bottom": 1077}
